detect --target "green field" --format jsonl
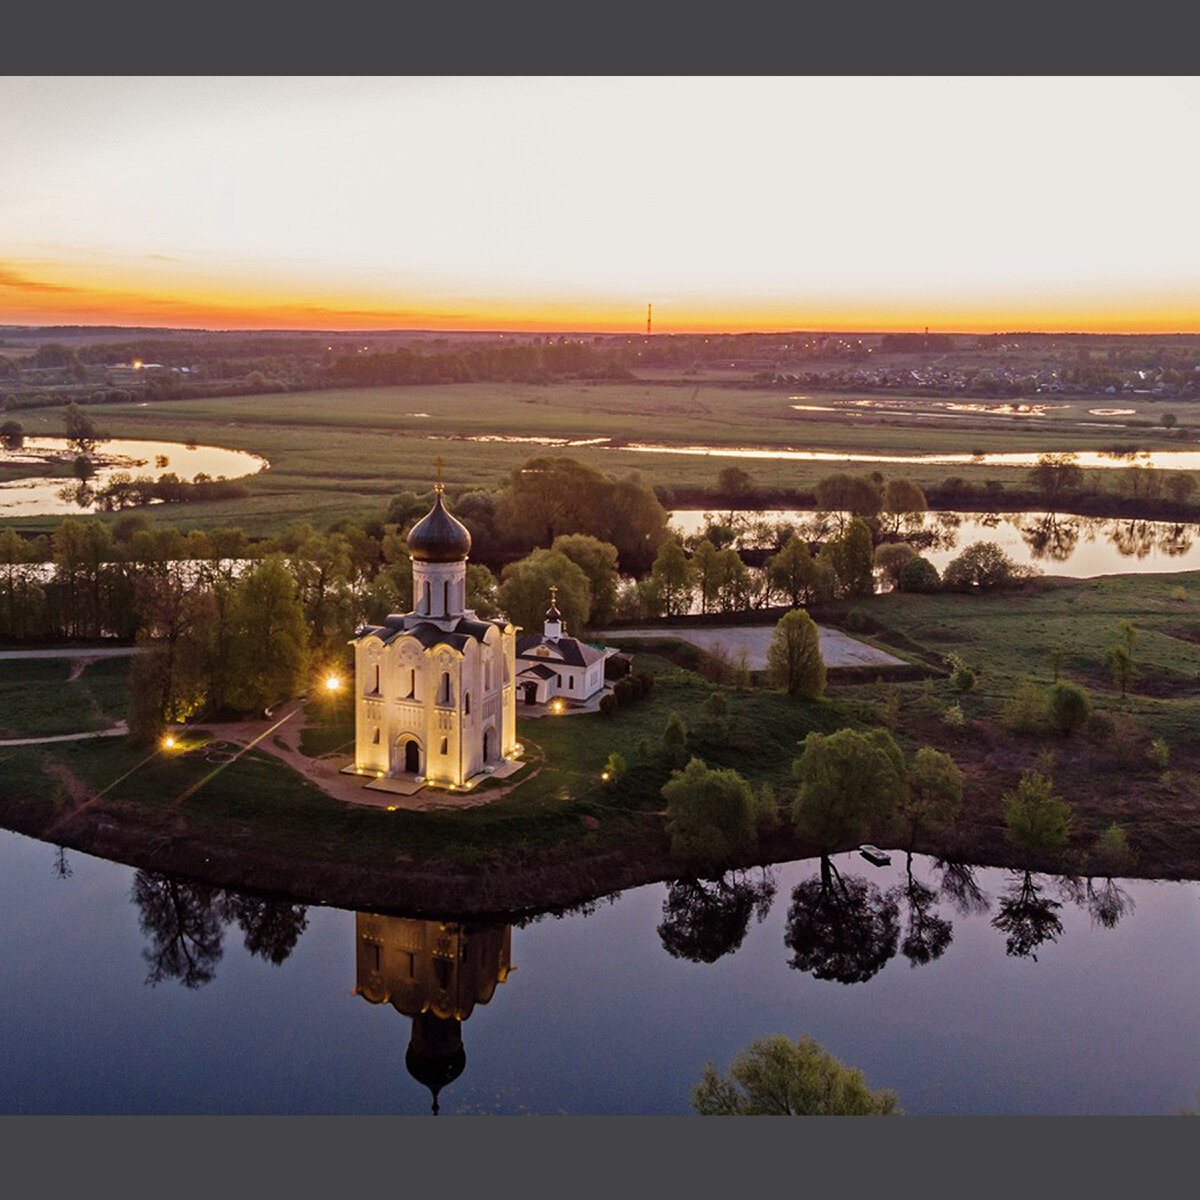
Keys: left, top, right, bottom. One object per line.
{"left": 5, "top": 381, "right": 1189, "bottom": 536}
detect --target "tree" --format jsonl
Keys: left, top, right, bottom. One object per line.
{"left": 767, "top": 534, "right": 819, "bottom": 606}
{"left": 64, "top": 402, "right": 101, "bottom": 456}
{"left": 1106, "top": 619, "right": 1138, "bottom": 698}
{"left": 497, "top": 547, "right": 591, "bottom": 634}
{"left": 873, "top": 541, "right": 916, "bottom": 588}
{"left": 690, "top": 538, "right": 722, "bottom": 614}
{"left": 661, "top": 710, "right": 689, "bottom": 767}
{"left": 1046, "top": 680, "right": 1090, "bottom": 735}
{"left": 1027, "top": 452, "right": 1082, "bottom": 505}
{"left": 824, "top": 517, "right": 875, "bottom": 597}
{"left": 0, "top": 418, "right": 22, "bottom": 449}
{"left": 692, "top": 1034, "right": 901, "bottom": 1115}
{"left": 551, "top": 533, "right": 620, "bottom": 627}
{"left": 814, "top": 473, "right": 882, "bottom": 525}
{"left": 717, "top": 465, "right": 754, "bottom": 502}
{"left": 901, "top": 747, "right": 964, "bottom": 848}
{"left": 1166, "top": 472, "right": 1197, "bottom": 506}
{"left": 791, "top": 727, "right": 905, "bottom": 851}
{"left": 881, "top": 478, "right": 927, "bottom": 534}
{"left": 650, "top": 537, "right": 695, "bottom": 617}
{"left": 766, "top": 608, "right": 826, "bottom": 699}
{"left": 942, "top": 541, "right": 1031, "bottom": 591}
{"left": 223, "top": 555, "right": 309, "bottom": 713}
{"left": 1002, "top": 770, "right": 1072, "bottom": 857}
{"left": 662, "top": 757, "right": 757, "bottom": 865}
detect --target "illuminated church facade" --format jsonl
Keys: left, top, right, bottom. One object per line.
{"left": 350, "top": 474, "right": 519, "bottom": 788}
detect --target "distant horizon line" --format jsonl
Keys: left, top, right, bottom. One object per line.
{"left": 4, "top": 322, "right": 1200, "bottom": 340}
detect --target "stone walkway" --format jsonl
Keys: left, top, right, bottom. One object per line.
{"left": 0, "top": 722, "right": 129, "bottom": 748}
{"left": 598, "top": 624, "right": 903, "bottom": 671}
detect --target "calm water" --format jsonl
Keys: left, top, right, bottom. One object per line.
{"left": 670, "top": 509, "right": 1200, "bottom": 578}
{"left": 0, "top": 438, "right": 267, "bottom": 516}
{"left": 3, "top": 826, "right": 1199, "bottom": 1115}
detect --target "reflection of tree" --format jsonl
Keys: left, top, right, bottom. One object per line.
{"left": 896, "top": 854, "right": 953, "bottom": 967}
{"left": 1060, "top": 876, "right": 1135, "bottom": 929}
{"left": 991, "top": 871, "right": 1063, "bottom": 960}
{"left": 132, "top": 872, "right": 310, "bottom": 986}
{"left": 784, "top": 858, "right": 899, "bottom": 984}
{"left": 132, "top": 871, "right": 224, "bottom": 988}
{"left": 218, "top": 893, "right": 309, "bottom": 965}
{"left": 658, "top": 870, "right": 776, "bottom": 963}
{"left": 52, "top": 846, "right": 72, "bottom": 879}
{"left": 935, "top": 860, "right": 991, "bottom": 916}
{"left": 1157, "top": 525, "right": 1193, "bottom": 558}
{"left": 1019, "top": 513, "right": 1080, "bottom": 563}
{"left": 1108, "top": 521, "right": 1157, "bottom": 560}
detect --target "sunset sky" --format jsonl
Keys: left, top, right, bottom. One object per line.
{"left": 2, "top": 76, "right": 1199, "bottom": 335}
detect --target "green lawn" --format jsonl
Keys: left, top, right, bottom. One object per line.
{"left": 0, "top": 656, "right": 130, "bottom": 738}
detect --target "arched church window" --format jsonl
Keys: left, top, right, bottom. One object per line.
{"left": 438, "top": 671, "right": 452, "bottom": 705}
{"left": 371, "top": 663, "right": 380, "bottom": 694}
{"left": 485, "top": 659, "right": 492, "bottom": 689}
{"left": 372, "top": 726, "right": 380, "bottom": 745}
{"left": 444, "top": 580, "right": 451, "bottom": 614}
{"left": 422, "top": 580, "right": 431, "bottom": 614}
{"left": 404, "top": 667, "right": 415, "bottom": 699}
{"left": 440, "top": 737, "right": 448, "bottom": 755}
{"left": 464, "top": 691, "right": 471, "bottom": 715}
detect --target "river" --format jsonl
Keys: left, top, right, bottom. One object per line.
{"left": 2, "top": 827, "right": 1198, "bottom": 1115}
{"left": 670, "top": 509, "right": 1200, "bottom": 578}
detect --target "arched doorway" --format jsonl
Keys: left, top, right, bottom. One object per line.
{"left": 482, "top": 727, "right": 494, "bottom": 762}
{"left": 522, "top": 682, "right": 538, "bottom": 705}
{"left": 394, "top": 736, "right": 423, "bottom": 776}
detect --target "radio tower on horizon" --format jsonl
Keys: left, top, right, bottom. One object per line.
{"left": 646, "top": 302, "right": 652, "bottom": 336}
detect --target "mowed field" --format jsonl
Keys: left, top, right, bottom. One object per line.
{"left": 5, "top": 381, "right": 1193, "bottom": 535}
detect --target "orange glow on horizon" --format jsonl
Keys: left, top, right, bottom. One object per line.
{"left": 2, "top": 263, "right": 1199, "bottom": 336}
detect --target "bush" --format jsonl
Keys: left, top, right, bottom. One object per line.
{"left": 1047, "top": 681, "right": 1091, "bottom": 736}
{"left": 946, "top": 652, "right": 976, "bottom": 693}
{"left": 942, "top": 702, "right": 965, "bottom": 729}
{"left": 766, "top": 608, "right": 826, "bottom": 700}
{"left": 1091, "top": 823, "right": 1133, "bottom": 875}
{"left": 1002, "top": 770, "right": 1072, "bottom": 856}
{"left": 614, "top": 677, "right": 635, "bottom": 705}
{"left": 874, "top": 541, "right": 917, "bottom": 588}
{"left": 662, "top": 710, "right": 689, "bottom": 766}
{"left": 598, "top": 693, "right": 618, "bottom": 716}
{"left": 897, "top": 555, "right": 941, "bottom": 593}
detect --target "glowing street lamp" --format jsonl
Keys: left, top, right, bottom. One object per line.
{"left": 324, "top": 674, "right": 342, "bottom": 692}
{"left": 551, "top": 699, "right": 565, "bottom": 715}
{"left": 161, "top": 734, "right": 176, "bottom": 750}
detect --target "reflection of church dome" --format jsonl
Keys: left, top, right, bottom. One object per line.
{"left": 405, "top": 1011, "right": 466, "bottom": 1115}
{"left": 407, "top": 492, "right": 471, "bottom": 562}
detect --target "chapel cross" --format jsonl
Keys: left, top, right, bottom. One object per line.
{"left": 434, "top": 456, "right": 444, "bottom": 492}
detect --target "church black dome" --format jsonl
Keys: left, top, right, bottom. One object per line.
{"left": 407, "top": 492, "right": 471, "bottom": 563}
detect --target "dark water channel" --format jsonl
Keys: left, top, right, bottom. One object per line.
{"left": 3, "top": 828, "right": 1199, "bottom": 1115}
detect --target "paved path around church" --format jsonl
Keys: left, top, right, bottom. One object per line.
{"left": 597, "top": 624, "right": 904, "bottom": 671}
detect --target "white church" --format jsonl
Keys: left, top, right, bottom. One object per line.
{"left": 350, "top": 473, "right": 519, "bottom": 789}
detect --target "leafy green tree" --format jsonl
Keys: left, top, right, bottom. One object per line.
{"left": 465, "top": 563, "right": 499, "bottom": 618}
{"left": 942, "top": 541, "right": 1030, "bottom": 591}
{"left": 881, "top": 478, "right": 927, "bottom": 534}
{"left": 791, "top": 727, "right": 906, "bottom": 851}
{"left": 717, "top": 465, "right": 754, "bottom": 502}
{"left": 901, "top": 747, "right": 964, "bottom": 848}
{"left": 223, "top": 556, "right": 309, "bottom": 713}
{"left": 1002, "top": 770, "right": 1072, "bottom": 857}
{"left": 698, "top": 690, "right": 731, "bottom": 744}
{"left": 814, "top": 473, "right": 882, "bottom": 526}
{"left": 692, "top": 1034, "right": 901, "bottom": 1115}
{"left": 551, "top": 533, "right": 620, "bottom": 627}
{"left": 767, "top": 534, "right": 819, "bottom": 606}
{"left": 498, "top": 547, "right": 591, "bottom": 634}
{"left": 650, "top": 537, "right": 695, "bottom": 617}
{"left": 1046, "top": 680, "right": 1090, "bottom": 735}
{"left": 873, "top": 541, "right": 916, "bottom": 588}
{"left": 690, "top": 538, "right": 722, "bottom": 614}
{"left": 766, "top": 608, "right": 826, "bottom": 699}
{"left": 824, "top": 517, "right": 875, "bottom": 597}
{"left": 662, "top": 757, "right": 757, "bottom": 866}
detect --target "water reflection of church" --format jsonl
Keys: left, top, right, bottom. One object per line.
{"left": 353, "top": 913, "right": 513, "bottom": 1113}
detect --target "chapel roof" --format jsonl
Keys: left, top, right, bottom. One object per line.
{"left": 516, "top": 633, "right": 607, "bottom": 668}
{"left": 406, "top": 490, "right": 471, "bottom": 563}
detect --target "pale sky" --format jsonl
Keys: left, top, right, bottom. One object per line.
{"left": 2, "top": 76, "right": 1198, "bottom": 332}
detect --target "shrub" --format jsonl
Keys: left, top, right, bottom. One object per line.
{"left": 1002, "top": 770, "right": 1073, "bottom": 856}
{"left": 602, "top": 751, "right": 627, "bottom": 788}
{"left": 1149, "top": 737, "right": 1170, "bottom": 771}
{"left": 598, "top": 693, "right": 618, "bottom": 716}
{"left": 874, "top": 541, "right": 917, "bottom": 588}
{"left": 941, "top": 702, "right": 965, "bottom": 729}
{"left": 897, "top": 555, "right": 941, "bottom": 593}
{"left": 946, "top": 652, "right": 976, "bottom": 693}
{"left": 614, "top": 677, "right": 635, "bottom": 705}
{"left": 1047, "top": 681, "right": 1091, "bottom": 736}
{"left": 1091, "top": 824, "right": 1133, "bottom": 876}
{"left": 662, "top": 710, "right": 689, "bottom": 766}
{"left": 766, "top": 608, "right": 826, "bottom": 700}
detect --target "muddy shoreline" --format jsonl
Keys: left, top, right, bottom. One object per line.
{"left": 5, "top": 793, "right": 1196, "bottom": 923}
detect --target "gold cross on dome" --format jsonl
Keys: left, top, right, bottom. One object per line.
{"left": 434, "top": 456, "right": 444, "bottom": 492}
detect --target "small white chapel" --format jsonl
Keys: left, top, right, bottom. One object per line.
{"left": 350, "top": 469, "right": 519, "bottom": 788}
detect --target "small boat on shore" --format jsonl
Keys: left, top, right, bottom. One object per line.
{"left": 859, "top": 845, "right": 892, "bottom": 867}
